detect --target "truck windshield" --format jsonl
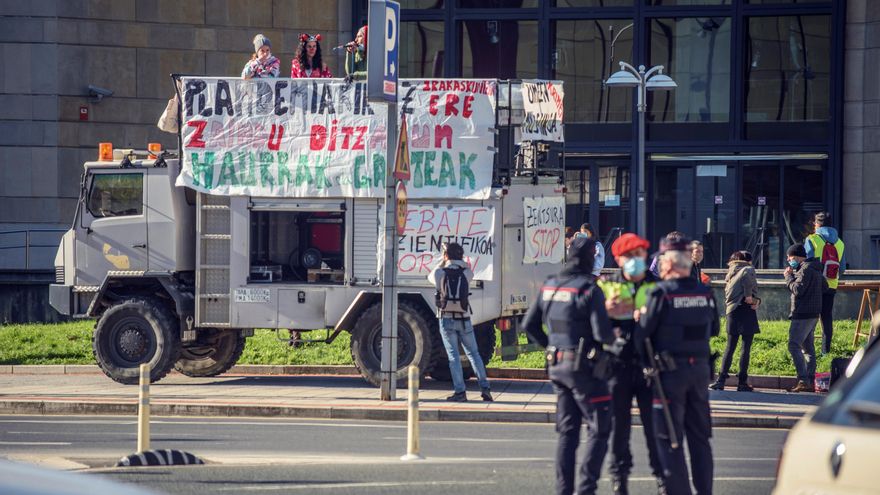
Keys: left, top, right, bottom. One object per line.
{"left": 87, "top": 173, "right": 143, "bottom": 218}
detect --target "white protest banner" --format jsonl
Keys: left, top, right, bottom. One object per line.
{"left": 398, "top": 79, "right": 497, "bottom": 199}
{"left": 520, "top": 80, "right": 564, "bottom": 143}
{"left": 523, "top": 196, "right": 565, "bottom": 264}
{"left": 379, "top": 204, "right": 496, "bottom": 281}
{"left": 176, "top": 77, "right": 497, "bottom": 200}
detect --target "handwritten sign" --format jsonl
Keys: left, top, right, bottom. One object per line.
{"left": 523, "top": 196, "right": 565, "bottom": 264}
{"left": 176, "top": 77, "right": 497, "bottom": 200}
{"left": 520, "top": 80, "right": 564, "bottom": 143}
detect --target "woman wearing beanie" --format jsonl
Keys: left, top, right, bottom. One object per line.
{"left": 291, "top": 33, "right": 332, "bottom": 78}
{"left": 711, "top": 251, "right": 760, "bottom": 392}
{"left": 784, "top": 243, "right": 826, "bottom": 393}
{"left": 242, "top": 34, "right": 280, "bottom": 79}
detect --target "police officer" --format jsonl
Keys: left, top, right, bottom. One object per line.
{"left": 523, "top": 237, "right": 616, "bottom": 495}
{"left": 636, "top": 237, "right": 720, "bottom": 495}
{"left": 597, "top": 233, "right": 664, "bottom": 495}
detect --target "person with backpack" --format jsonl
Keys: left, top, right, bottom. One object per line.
{"left": 805, "top": 211, "right": 845, "bottom": 355}
{"left": 428, "top": 242, "right": 492, "bottom": 403}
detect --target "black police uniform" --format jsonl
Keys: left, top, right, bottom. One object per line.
{"left": 522, "top": 239, "right": 615, "bottom": 495}
{"left": 598, "top": 270, "right": 664, "bottom": 492}
{"left": 636, "top": 275, "right": 720, "bottom": 495}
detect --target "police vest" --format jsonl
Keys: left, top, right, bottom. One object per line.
{"left": 807, "top": 234, "right": 845, "bottom": 289}
{"left": 651, "top": 280, "right": 716, "bottom": 359}
{"left": 539, "top": 274, "right": 599, "bottom": 349}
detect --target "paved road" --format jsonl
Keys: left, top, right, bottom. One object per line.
{"left": 0, "top": 415, "right": 786, "bottom": 494}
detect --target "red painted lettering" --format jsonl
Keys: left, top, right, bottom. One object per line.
{"left": 462, "top": 95, "right": 474, "bottom": 118}
{"left": 429, "top": 94, "right": 440, "bottom": 115}
{"left": 267, "top": 124, "right": 284, "bottom": 151}
{"left": 445, "top": 93, "right": 460, "bottom": 116}
{"left": 186, "top": 120, "right": 207, "bottom": 148}
{"left": 434, "top": 124, "right": 452, "bottom": 149}
{"left": 310, "top": 125, "right": 327, "bottom": 150}
{"left": 353, "top": 126, "right": 367, "bottom": 150}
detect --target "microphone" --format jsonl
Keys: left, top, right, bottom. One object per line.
{"left": 332, "top": 43, "right": 363, "bottom": 53}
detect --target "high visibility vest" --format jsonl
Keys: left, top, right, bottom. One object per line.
{"left": 807, "top": 234, "right": 845, "bottom": 289}
{"left": 597, "top": 277, "right": 657, "bottom": 320}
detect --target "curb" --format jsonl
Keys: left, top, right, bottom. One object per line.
{"left": 0, "top": 365, "right": 801, "bottom": 390}
{"left": 0, "top": 400, "right": 798, "bottom": 428}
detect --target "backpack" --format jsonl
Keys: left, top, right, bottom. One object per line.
{"left": 436, "top": 266, "right": 470, "bottom": 315}
{"left": 819, "top": 238, "right": 840, "bottom": 280}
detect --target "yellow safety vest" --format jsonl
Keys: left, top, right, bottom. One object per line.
{"left": 807, "top": 234, "right": 845, "bottom": 289}
{"left": 597, "top": 277, "right": 657, "bottom": 320}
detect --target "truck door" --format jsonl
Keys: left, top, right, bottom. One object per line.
{"left": 75, "top": 170, "right": 148, "bottom": 286}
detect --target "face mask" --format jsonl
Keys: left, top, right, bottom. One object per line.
{"left": 788, "top": 260, "right": 800, "bottom": 269}
{"left": 623, "top": 257, "right": 647, "bottom": 277}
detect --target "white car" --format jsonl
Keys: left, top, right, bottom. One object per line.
{"left": 773, "top": 331, "right": 880, "bottom": 495}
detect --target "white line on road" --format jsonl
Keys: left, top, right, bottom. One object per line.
{"left": 0, "top": 441, "right": 71, "bottom": 446}
{"left": 627, "top": 477, "right": 775, "bottom": 482}
{"left": 0, "top": 419, "right": 405, "bottom": 429}
{"left": 217, "top": 480, "right": 497, "bottom": 491}
{"left": 382, "top": 436, "right": 554, "bottom": 443}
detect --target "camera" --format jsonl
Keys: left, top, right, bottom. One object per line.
{"left": 87, "top": 85, "right": 113, "bottom": 102}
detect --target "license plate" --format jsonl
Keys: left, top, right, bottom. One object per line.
{"left": 234, "top": 288, "right": 271, "bottom": 303}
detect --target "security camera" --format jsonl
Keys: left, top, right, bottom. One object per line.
{"left": 88, "top": 85, "right": 113, "bottom": 102}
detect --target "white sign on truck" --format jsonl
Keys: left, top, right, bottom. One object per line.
{"left": 522, "top": 196, "right": 565, "bottom": 264}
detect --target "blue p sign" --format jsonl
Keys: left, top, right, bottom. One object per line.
{"left": 383, "top": 1, "right": 399, "bottom": 100}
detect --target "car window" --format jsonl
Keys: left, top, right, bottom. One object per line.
{"left": 87, "top": 173, "right": 143, "bottom": 218}
{"left": 812, "top": 344, "right": 880, "bottom": 429}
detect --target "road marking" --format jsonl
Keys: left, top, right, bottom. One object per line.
{"left": 0, "top": 441, "right": 71, "bottom": 446}
{"left": 5, "top": 455, "right": 89, "bottom": 470}
{"left": 0, "top": 419, "right": 405, "bottom": 429}
{"left": 217, "top": 480, "right": 496, "bottom": 491}
{"left": 382, "top": 436, "right": 554, "bottom": 443}
{"left": 627, "top": 477, "right": 775, "bottom": 482}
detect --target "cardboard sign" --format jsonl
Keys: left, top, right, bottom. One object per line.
{"left": 176, "top": 77, "right": 496, "bottom": 200}
{"left": 523, "top": 196, "right": 565, "bottom": 264}
{"left": 520, "top": 80, "right": 564, "bottom": 143}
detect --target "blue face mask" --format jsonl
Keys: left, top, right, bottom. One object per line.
{"left": 623, "top": 257, "right": 647, "bottom": 277}
{"left": 788, "top": 260, "right": 800, "bottom": 269}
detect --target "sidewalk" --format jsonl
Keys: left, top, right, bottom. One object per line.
{"left": 0, "top": 367, "right": 823, "bottom": 428}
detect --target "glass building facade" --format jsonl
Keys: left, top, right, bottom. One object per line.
{"left": 353, "top": 0, "right": 843, "bottom": 269}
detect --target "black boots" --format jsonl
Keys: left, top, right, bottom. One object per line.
{"left": 446, "top": 391, "right": 467, "bottom": 402}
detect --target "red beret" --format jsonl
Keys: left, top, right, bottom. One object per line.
{"left": 611, "top": 233, "right": 651, "bottom": 257}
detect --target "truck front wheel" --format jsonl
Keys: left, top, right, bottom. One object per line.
{"left": 175, "top": 330, "right": 246, "bottom": 377}
{"left": 350, "top": 301, "right": 435, "bottom": 387}
{"left": 92, "top": 298, "right": 181, "bottom": 384}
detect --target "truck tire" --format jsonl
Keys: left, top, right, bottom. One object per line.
{"left": 429, "top": 320, "right": 497, "bottom": 382}
{"left": 92, "top": 298, "right": 181, "bottom": 385}
{"left": 174, "top": 330, "right": 246, "bottom": 378}
{"left": 350, "top": 300, "right": 435, "bottom": 387}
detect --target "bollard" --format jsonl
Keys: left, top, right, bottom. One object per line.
{"left": 137, "top": 363, "right": 150, "bottom": 453}
{"left": 400, "top": 365, "right": 424, "bottom": 461}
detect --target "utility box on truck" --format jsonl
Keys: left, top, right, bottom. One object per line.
{"left": 50, "top": 77, "right": 567, "bottom": 385}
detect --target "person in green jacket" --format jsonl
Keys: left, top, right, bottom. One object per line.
{"left": 345, "top": 25, "right": 368, "bottom": 81}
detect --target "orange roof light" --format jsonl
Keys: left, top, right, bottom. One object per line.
{"left": 98, "top": 142, "right": 113, "bottom": 161}
{"left": 147, "top": 142, "right": 162, "bottom": 159}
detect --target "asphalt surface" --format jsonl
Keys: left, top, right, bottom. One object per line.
{"left": 0, "top": 415, "right": 786, "bottom": 495}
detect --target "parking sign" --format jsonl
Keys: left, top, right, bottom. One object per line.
{"left": 367, "top": 0, "right": 399, "bottom": 102}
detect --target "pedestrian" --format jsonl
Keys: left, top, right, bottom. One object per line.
{"left": 345, "top": 25, "right": 368, "bottom": 81}
{"left": 711, "top": 250, "right": 760, "bottom": 392}
{"left": 636, "top": 236, "right": 719, "bottom": 495}
{"left": 805, "top": 211, "right": 845, "bottom": 355}
{"left": 291, "top": 33, "right": 332, "bottom": 78}
{"left": 241, "top": 34, "right": 280, "bottom": 79}
{"left": 579, "top": 223, "right": 605, "bottom": 278}
{"left": 427, "top": 242, "right": 492, "bottom": 403}
{"left": 522, "top": 236, "right": 616, "bottom": 495}
{"left": 690, "top": 240, "right": 711, "bottom": 284}
{"left": 784, "top": 243, "right": 826, "bottom": 393}
{"left": 649, "top": 231, "right": 685, "bottom": 277}
{"left": 596, "top": 233, "right": 665, "bottom": 495}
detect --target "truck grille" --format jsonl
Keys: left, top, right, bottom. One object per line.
{"left": 55, "top": 265, "right": 64, "bottom": 284}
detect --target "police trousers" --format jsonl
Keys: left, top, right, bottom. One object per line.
{"left": 653, "top": 360, "right": 714, "bottom": 495}
{"left": 549, "top": 359, "right": 612, "bottom": 495}
{"left": 608, "top": 361, "right": 663, "bottom": 478}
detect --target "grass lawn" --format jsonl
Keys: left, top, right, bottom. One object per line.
{"left": 0, "top": 319, "right": 863, "bottom": 377}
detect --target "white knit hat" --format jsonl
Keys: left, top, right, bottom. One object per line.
{"left": 253, "top": 33, "right": 271, "bottom": 53}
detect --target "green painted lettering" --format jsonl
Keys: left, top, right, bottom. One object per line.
{"left": 295, "top": 154, "right": 313, "bottom": 186}
{"left": 217, "top": 152, "right": 238, "bottom": 186}
{"left": 277, "top": 152, "right": 291, "bottom": 186}
{"left": 353, "top": 155, "right": 366, "bottom": 189}
{"left": 191, "top": 152, "right": 215, "bottom": 188}
{"left": 259, "top": 152, "right": 274, "bottom": 187}
{"left": 411, "top": 151, "right": 424, "bottom": 188}
{"left": 314, "top": 156, "right": 332, "bottom": 189}
{"left": 438, "top": 151, "right": 456, "bottom": 188}
{"left": 459, "top": 152, "right": 477, "bottom": 191}
{"left": 423, "top": 151, "right": 437, "bottom": 186}
{"left": 372, "top": 153, "right": 385, "bottom": 188}
{"left": 238, "top": 152, "right": 257, "bottom": 186}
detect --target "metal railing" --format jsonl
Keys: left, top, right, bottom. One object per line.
{"left": 0, "top": 229, "right": 66, "bottom": 270}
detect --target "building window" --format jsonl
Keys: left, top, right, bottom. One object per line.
{"left": 87, "top": 173, "right": 144, "bottom": 218}
{"left": 554, "top": 20, "right": 634, "bottom": 123}
{"left": 401, "top": 0, "right": 444, "bottom": 7}
{"left": 648, "top": 17, "right": 732, "bottom": 126}
{"left": 457, "top": 0, "right": 538, "bottom": 7}
{"left": 745, "top": 15, "right": 831, "bottom": 138}
{"left": 400, "top": 21, "right": 445, "bottom": 77}
{"left": 460, "top": 20, "right": 538, "bottom": 78}
{"left": 565, "top": 168, "right": 590, "bottom": 229}
{"left": 597, "top": 163, "right": 631, "bottom": 237}
{"left": 555, "top": 0, "right": 633, "bottom": 5}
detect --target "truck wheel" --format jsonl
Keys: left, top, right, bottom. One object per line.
{"left": 350, "top": 301, "right": 435, "bottom": 387}
{"left": 92, "top": 298, "right": 180, "bottom": 385}
{"left": 429, "top": 320, "right": 496, "bottom": 382}
{"left": 174, "top": 330, "right": 246, "bottom": 377}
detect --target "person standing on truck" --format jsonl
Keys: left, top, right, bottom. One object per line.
{"left": 344, "top": 25, "right": 368, "bottom": 81}
{"left": 596, "top": 233, "right": 665, "bottom": 495}
{"left": 805, "top": 211, "right": 845, "bottom": 355}
{"left": 635, "top": 236, "right": 719, "bottom": 495}
{"left": 241, "top": 34, "right": 280, "bottom": 80}
{"left": 522, "top": 236, "right": 616, "bottom": 495}
{"left": 291, "top": 33, "right": 332, "bottom": 78}
{"left": 428, "top": 242, "right": 492, "bottom": 403}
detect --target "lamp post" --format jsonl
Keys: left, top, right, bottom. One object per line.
{"left": 604, "top": 61, "right": 677, "bottom": 238}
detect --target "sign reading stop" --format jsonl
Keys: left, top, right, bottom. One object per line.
{"left": 395, "top": 181, "right": 407, "bottom": 236}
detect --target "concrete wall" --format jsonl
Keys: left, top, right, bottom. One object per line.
{"left": 0, "top": 0, "right": 349, "bottom": 268}
{"left": 842, "top": 0, "right": 880, "bottom": 269}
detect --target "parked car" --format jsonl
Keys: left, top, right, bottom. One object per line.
{"left": 773, "top": 315, "right": 880, "bottom": 494}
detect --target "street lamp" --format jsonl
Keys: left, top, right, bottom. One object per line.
{"left": 605, "top": 61, "right": 677, "bottom": 238}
